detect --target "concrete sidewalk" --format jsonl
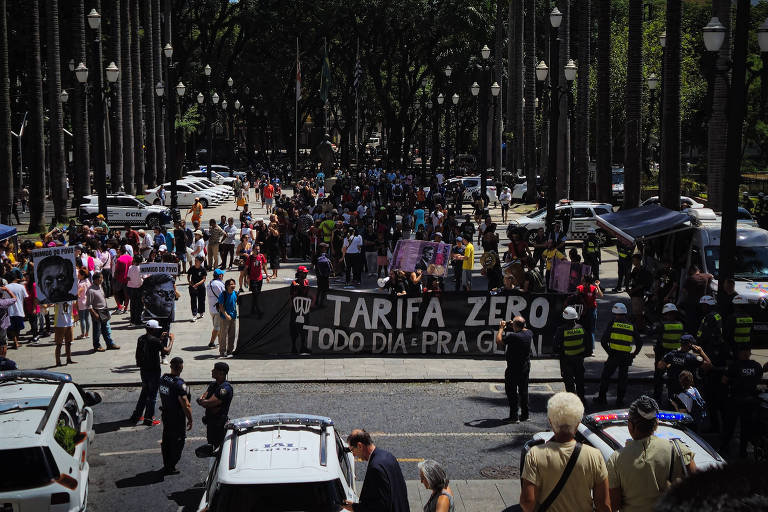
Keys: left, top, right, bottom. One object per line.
{"left": 402, "top": 479, "right": 520, "bottom": 512}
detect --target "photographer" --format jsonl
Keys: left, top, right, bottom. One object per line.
{"left": 341, "top": 227, "right": 363, "bottom": 287}
{"left": 495, "top": 316, "right": 533, "bottom": 423}
{"left": 131, "top": 320, "right": 174, "bottom": 426}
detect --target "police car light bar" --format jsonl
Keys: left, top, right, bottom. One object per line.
{"left": 0, "top": 370, "right": 72, "bottom": 383}
{"left": 227, "top": 413, "right": 334, "bottom": 432}
{"left": 588, "top": 411, "right": 691, "bottom": 424}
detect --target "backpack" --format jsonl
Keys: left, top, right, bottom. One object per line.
{"left": 526, "top": 269, "right": 545, "bottom": 293}
{"left": 680, "top": 388, "right": 707, "bottom": 425}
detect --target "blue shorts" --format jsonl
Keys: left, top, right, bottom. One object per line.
{"left": 9, "top": 316, "right": 25, "bottom": 333}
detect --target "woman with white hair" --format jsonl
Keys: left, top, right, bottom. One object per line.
{"left": 418, "top": 459, "right": 454, "bottom": 512}
{"left": 520, "top": 392, "right": 610, "bottom": 512}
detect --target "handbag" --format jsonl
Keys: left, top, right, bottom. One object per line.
{"left": 237, "top": 197, "right": 246, "bottom": 207}
{"left": 538, "top": 443, "right": 582, "bottom": 512}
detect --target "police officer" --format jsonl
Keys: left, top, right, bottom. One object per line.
{"left": 159, "top": 356, "right": 192, "bottom": 474}
{"left": 596, "top": 303, "right": 642, "bottom": 407}
{"left": 554, "top": 307, "right": 591, "bottom": 401}
{"left": 741, "top": 191, "right": 753, "bottom": 213}
{"left": 495, "top": 316, "right": 533, "bottom": 423}
{"left": 720, "top": 347, "right": 764, "bottom": 457}
{"left": 613, "top": 240, "right": 633, "bottom": 293}
{"left": 697, "top": 295, "right": 724, "bottom": 363}
{"left": 656, "top": 334, "right": 711, "bottom": 401}
{"left": 197, "top": 362, "right": 233, "bottom": 448}
{"left": 724, "top": 295, "right": 753, "bottom": 359}
{"left": 582, "top": 230, "right": 601, "bottom": 280}
{"left": 653, "top": 303, "right": 684, "bottom": 401}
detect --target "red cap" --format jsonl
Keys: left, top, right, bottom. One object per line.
{"left": 297, "top": 266, "right": 309, "bottom": 273}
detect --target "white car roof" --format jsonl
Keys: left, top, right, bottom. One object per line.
{"left": 0, "top": 409, "right": 48, "bottom": 447}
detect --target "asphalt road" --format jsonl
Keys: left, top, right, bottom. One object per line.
{"left": 86, "top": 380, "right": 661, "bottom": 512}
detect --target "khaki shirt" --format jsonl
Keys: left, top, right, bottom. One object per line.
{"left": 522, "top": 439, "right": 608, "bottom": 512}
{"left": 606, "top": 435, "right": 694, "bottom": 512}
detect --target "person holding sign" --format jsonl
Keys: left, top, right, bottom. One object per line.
{"left": 37, "top": 255, "right": 77, "bottom": 303}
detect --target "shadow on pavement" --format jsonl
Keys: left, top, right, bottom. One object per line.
{"left": 464, "top": 418, "right": 508, "bottom": 429}
{"left": 168, "top": 483, "right": 206, "bottom": 512}
{"left": 182, "top": 346, "right": 214, "bottom": 352}
{"left": 115, "top": 469, "right": 165, "bottom": 488}
{"left": 94, "top": 418, "right": 132, "bottom": 434}
{"left": 484, "top": 437, "right": 528, "bottom": 453}
{"left": 111, "top": 365, "right": 139, "bottom": 374}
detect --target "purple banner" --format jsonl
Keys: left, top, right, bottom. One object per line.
{"left": 391, "top": 240, "right": 451, "bottom": 277}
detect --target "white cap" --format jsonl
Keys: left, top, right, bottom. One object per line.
{"left": 732, "top": 295, "right": 749, "bottom": 305}
{"left": 612, "top": 303, "right": 628, "bottom": 315}
{"left": 699, "top": 295, "right": 716, "bottom": 306}
{"left": 662, "top": 303, "right": 678, "bottom": 314}
{"left": 158, "top": 245, "right": 167, "bottom": 252}
{"left": 377, "top": 277, "right": 390, "bottom": 288}
{"left": 562, "top": 307, "right": 579, "bottom": 320}
{"left": 145, "top": 319, "right": 161, "bottom": 330}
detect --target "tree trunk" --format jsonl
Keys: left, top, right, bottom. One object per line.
{"left": 141, "top": 0, "right": 156, "bottom": 187}
{"left": 108, "top": 0, "right": 124, "bottom": 193}
{"left": 540, "top": 5, "right": 550, "bottom": 178}
{"left": 131, "top": 0, "right": 145, "bottom": 193}
{"left": 0, "top": 0, "right": 13, "bottom": 224}
{"left": 572, "top": 0, "right": 590, "bottom": 201}
{"left": 493, "top": 0, "right": 505, "bottom": 182}
{"left": 556, "top": 0, "right": 570, "bottom": 200}
{"left": 27, "top": 0, "right": 46, "bottom": 232}
{"left": 623, "top": 0, "right": 642, "bottom": 208}
{"left": 153, "top": 0, "right": 165, "bottom": 183}
{"left": 46, "top": 0, "right": 67, "bottom": 222}
{"left": 706, "top": 0, "right": 730, "bottom": 212}
{"left": 523, "top": 0, "right": 536, "bottom": 201}
{"left": 121, "top": 0, "right": 135, "bottom": 194}
{"left": 660, "top": 0, "right": 682, "bottom": 210}
{"left": 72, "top": 0, "right": 90, "bottom": 204}
{"left": 506, "top": 0, "right": 518, "bottom": 177}
{"left": 596, "top": 0, "right": 612, "bottom": 203}
{"left": 430, "top": 90, "right": 439, "bottom": 176}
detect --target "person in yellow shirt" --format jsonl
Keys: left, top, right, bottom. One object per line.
{"left": 541, "top": 240, "right": 566, "bottom": 286}
{"left": 453, "top": 237, "right": 475, "bottom": 291}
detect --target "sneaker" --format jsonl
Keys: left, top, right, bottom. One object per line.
{"left": 191, "top": 316, "right": 198, "bottom": 323}
{"left": 107, "top": 344, "right": 121, "bottom": 350}
{"left": 129, "top": 412, "right": 141, "bottom": 423}
{"left": 520, "top": 412, "right": 529, "bottom": 422}
{"left": 207, "top": 342, "right": 216, "bottom": 348}
{"left": 143, "top": 417, "right": 160, "bottom": 426}
{"left": 30, "top": 336, "right": 40, "bottom": 343}
{"left": 197, "top": 313, "right": 204, "bottom": 319}
{"left": 161, "top": 356, "right": 169, "bottom": 365}
{"left": 225, "top": 353, "right": 234, "bottom": 359}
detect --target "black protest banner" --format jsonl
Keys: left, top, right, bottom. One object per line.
{"left": 236, "top": 288, "right": 566, "bottom": 356}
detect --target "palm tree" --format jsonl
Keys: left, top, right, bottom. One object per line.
{"left": 506, "top": 0, "right": 521, "bottom": 176}
{"left": 72, "top": 0, "right": 90, "bottom": 204}
{"left": 131, "top": 0, "right": 145, "bottom": 193}
{"left": 46, "top": 0, "right": 67, "bottom": 222}
{"left": 141, "top": 0, "right": 157, "bottom": 187}
{"left": 121, "top": 0, "right": 134, "bottom": 194}
{"left": 153, "top": 0, "right": 165, "bottom": 183}
{"left": 572, "top": 0, "right": 590, "bottom": 201}
{"left": 555, "top": 0, "right": 570, "bottom": 200}
{"left": 623, "top": 0, "right": 642, "bottom": 209}
{"left": 595, "top": 0, "right": 611, "bottom": 203}
{"left": 27, "top": 0, "right": 45, "bottom": 233}
{"left": 108, "top": 0, "right": 124, "bottom": 193}
{"left": 706, "top": 0, "right": 730, "bottom": 212}
{"left": 660, "top": 0, "right": 682, "bottom": 210}
{"left": 523, "top": 0, "right": 536, "bottom": 201}
{"left": 0, "top": 0, "right": 13, "bottom": 224}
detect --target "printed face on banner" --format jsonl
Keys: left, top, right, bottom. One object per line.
{"left": 32, "top": 247, "right": 78, "bottom": 304}
{"left": 391, "top": 240, "right": 450, "bottom": 276}
{"left": 139, "top": 263, "right": 179, "bottom": 321}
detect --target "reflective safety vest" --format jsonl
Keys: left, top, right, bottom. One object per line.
{"left": 617, "top": 245, "right": 632, "bottom": 259}
{"left": 609, "top": 322, "right": 635, "bottom": 352}
{"left": 733, "top": 314, "right": 753, "bottom": 345}
{"left": 563, "top": 327, "right": 586, "bottom": 356}
{"left": 697, "top": 313, "right": 722, "bottom": 340}
{"left": 584, "top": 241, "right": 598, "bottom": 254}
{"left": 661, "top": 321, "right": 683, "bottom": 350}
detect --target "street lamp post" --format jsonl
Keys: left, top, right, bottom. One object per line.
{"left": 451, "top": 92, "right": 459, "bottom": 176}
{"left": 159, "top": 42, "right": 186, "bottom": 219}
{"left": 204, "top": 64, "right": 213, "bottom": 179}
{"left": 437, "top": 92, "right": 445, "bottom": 176}
{"left": 643, "top": 73, "right": 659, "bottom": 178}
{"left": 472, "top": 45, "right": 492, "bottom": 203}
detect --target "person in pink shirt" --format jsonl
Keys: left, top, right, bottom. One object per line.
{"left": 126, "top": 255, "right": 144, "bottom": 326}
{"left": 113, "top": 245, "right": 134, "bottom": 314}
{"left": 76, "top": 268, "right": 91, "bottom": 339}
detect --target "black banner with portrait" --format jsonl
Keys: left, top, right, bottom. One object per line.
{"left": 31, "top": 246, "right": 78, "bottom": 304}
{"left": 139, "top": 263, "right": 179, "bottom": 322}
{"left": 236, "top": 288, "right": 566, "bottom": 356}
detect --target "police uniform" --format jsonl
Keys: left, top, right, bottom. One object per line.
{"left": 661, "top": 348, "right": 704, "bottom": 397}
{"left": 654, "top": 321, "right": 683, "bottom": 400}
{"left": 721, "top": 357, "right": 764, "bottom": 457}
{"left": 598, "top": 319, "right": 642, "bottom": 405}
{"left": 582, "top": 237, "right": 601, "bottom": 280}
{"left": 724, "top": 311, "right": 753, "bottom": 358}
{"left": 615, "top": 242, "right": 633, "bottom": 291}
{"left": 554, "top": 322, "right": 590, "bottom": 400}
{"left": 697, "top": 311, "right": 724, "bottom": 361}
{"left": 203, "top": 377, "right": 233, "bottom": 448}
{"left": 159, "top": 371, "right": 190, "bottom": 471}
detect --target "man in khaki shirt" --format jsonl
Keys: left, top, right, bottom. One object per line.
{"left": 607, "top": 396, "right": 696, "bottom": 512}
{"left": 520, "top": 392, "right": 611, "bottom": 512}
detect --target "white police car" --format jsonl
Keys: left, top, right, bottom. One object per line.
{"left": 144, "top": 181, "right": 222, "bottom": 208}
{"left": 195, "top": 413, "right": 357, "bottom": 512}
{"left": 520, "top": 410, "right": 725, "bottom": 474}
{"left": 445, "top": 176, "right": 499, "bottom": 205}
{"left": 77, "top": 193, "right": 173, "bottom": 228}
{"left": 0, "top": 370, "right": 102, "bottom": 512}
{"left": 187, "top": 169, "right": 236, "bottom": 187}
{"left": 508, "top": 200, "right": 614, "bottom": 245}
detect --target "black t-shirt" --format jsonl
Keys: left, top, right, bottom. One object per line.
{"left": 727, "top": 359, "right": 764, "bottom": 397}
{"left": 173, "top": 228, "right": 187, "bottom": 250}
{"left": 502, "top": 329, "right": 533, "bottom": 366}
{"left": 187, "top": 265, "right": 207, "bottom": 286}
{"left": 204, "top": 380, "right": 233, "bottom": 419}
{"left": 159, "top": 373, "right": 188, "bottom": 426}
{"left": 136, "top": 333, "right": 164, "bottom": 373}
{"left": 663, "top": 349, "right": 703, "bottom": 391}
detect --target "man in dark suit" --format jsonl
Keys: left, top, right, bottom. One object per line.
{"left": 343, "top": 429, "right": 410, "bottom": 512}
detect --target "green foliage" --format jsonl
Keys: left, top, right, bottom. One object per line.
{"left": 55, "top": 420, "right": 77, "bottom": 456}
{"left": 176, "top": 104, "right": 201, "bottom": 144}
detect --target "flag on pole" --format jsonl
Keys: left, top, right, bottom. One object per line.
{"left": 320, "top": 40, "right": 332, "bottom": 105}
{"left": 296, "top": 40, "right": 301, "bottom": 101}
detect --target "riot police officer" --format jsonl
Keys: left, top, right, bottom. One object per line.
{"left": 613, "top": 240, "right": 633, "bottom": 293}
{"left": 197, "top": 362, "right": 233, "bottom": 448}
{"left": 720, "top": 347, "right": 764, "bottom": 457}
{"left": 596, "top": 303, "right": 642, "bottom": 407}
{"left": 159, "top": 357, "right": 192, "bottom": 474}
{"left": 656, "top": 334, "right": 710, "bottom": 401}
{"left": 697, "top": 295, "right": 724, "bottom": 363}
{"left": 654, "top": 303, "right": 684, "bottom": 401}
{"left": 582, "top": 230, "right": 601, "bottom": 280}
{"left": 724, "top": 295, "right": 753, "bottom": 359}
{"left": 554, "top": 307, "right": 591, "bottom": 401}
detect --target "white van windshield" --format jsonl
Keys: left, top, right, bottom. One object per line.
{"left": 705, "top": 245, "right": 768, "bottom": 280}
